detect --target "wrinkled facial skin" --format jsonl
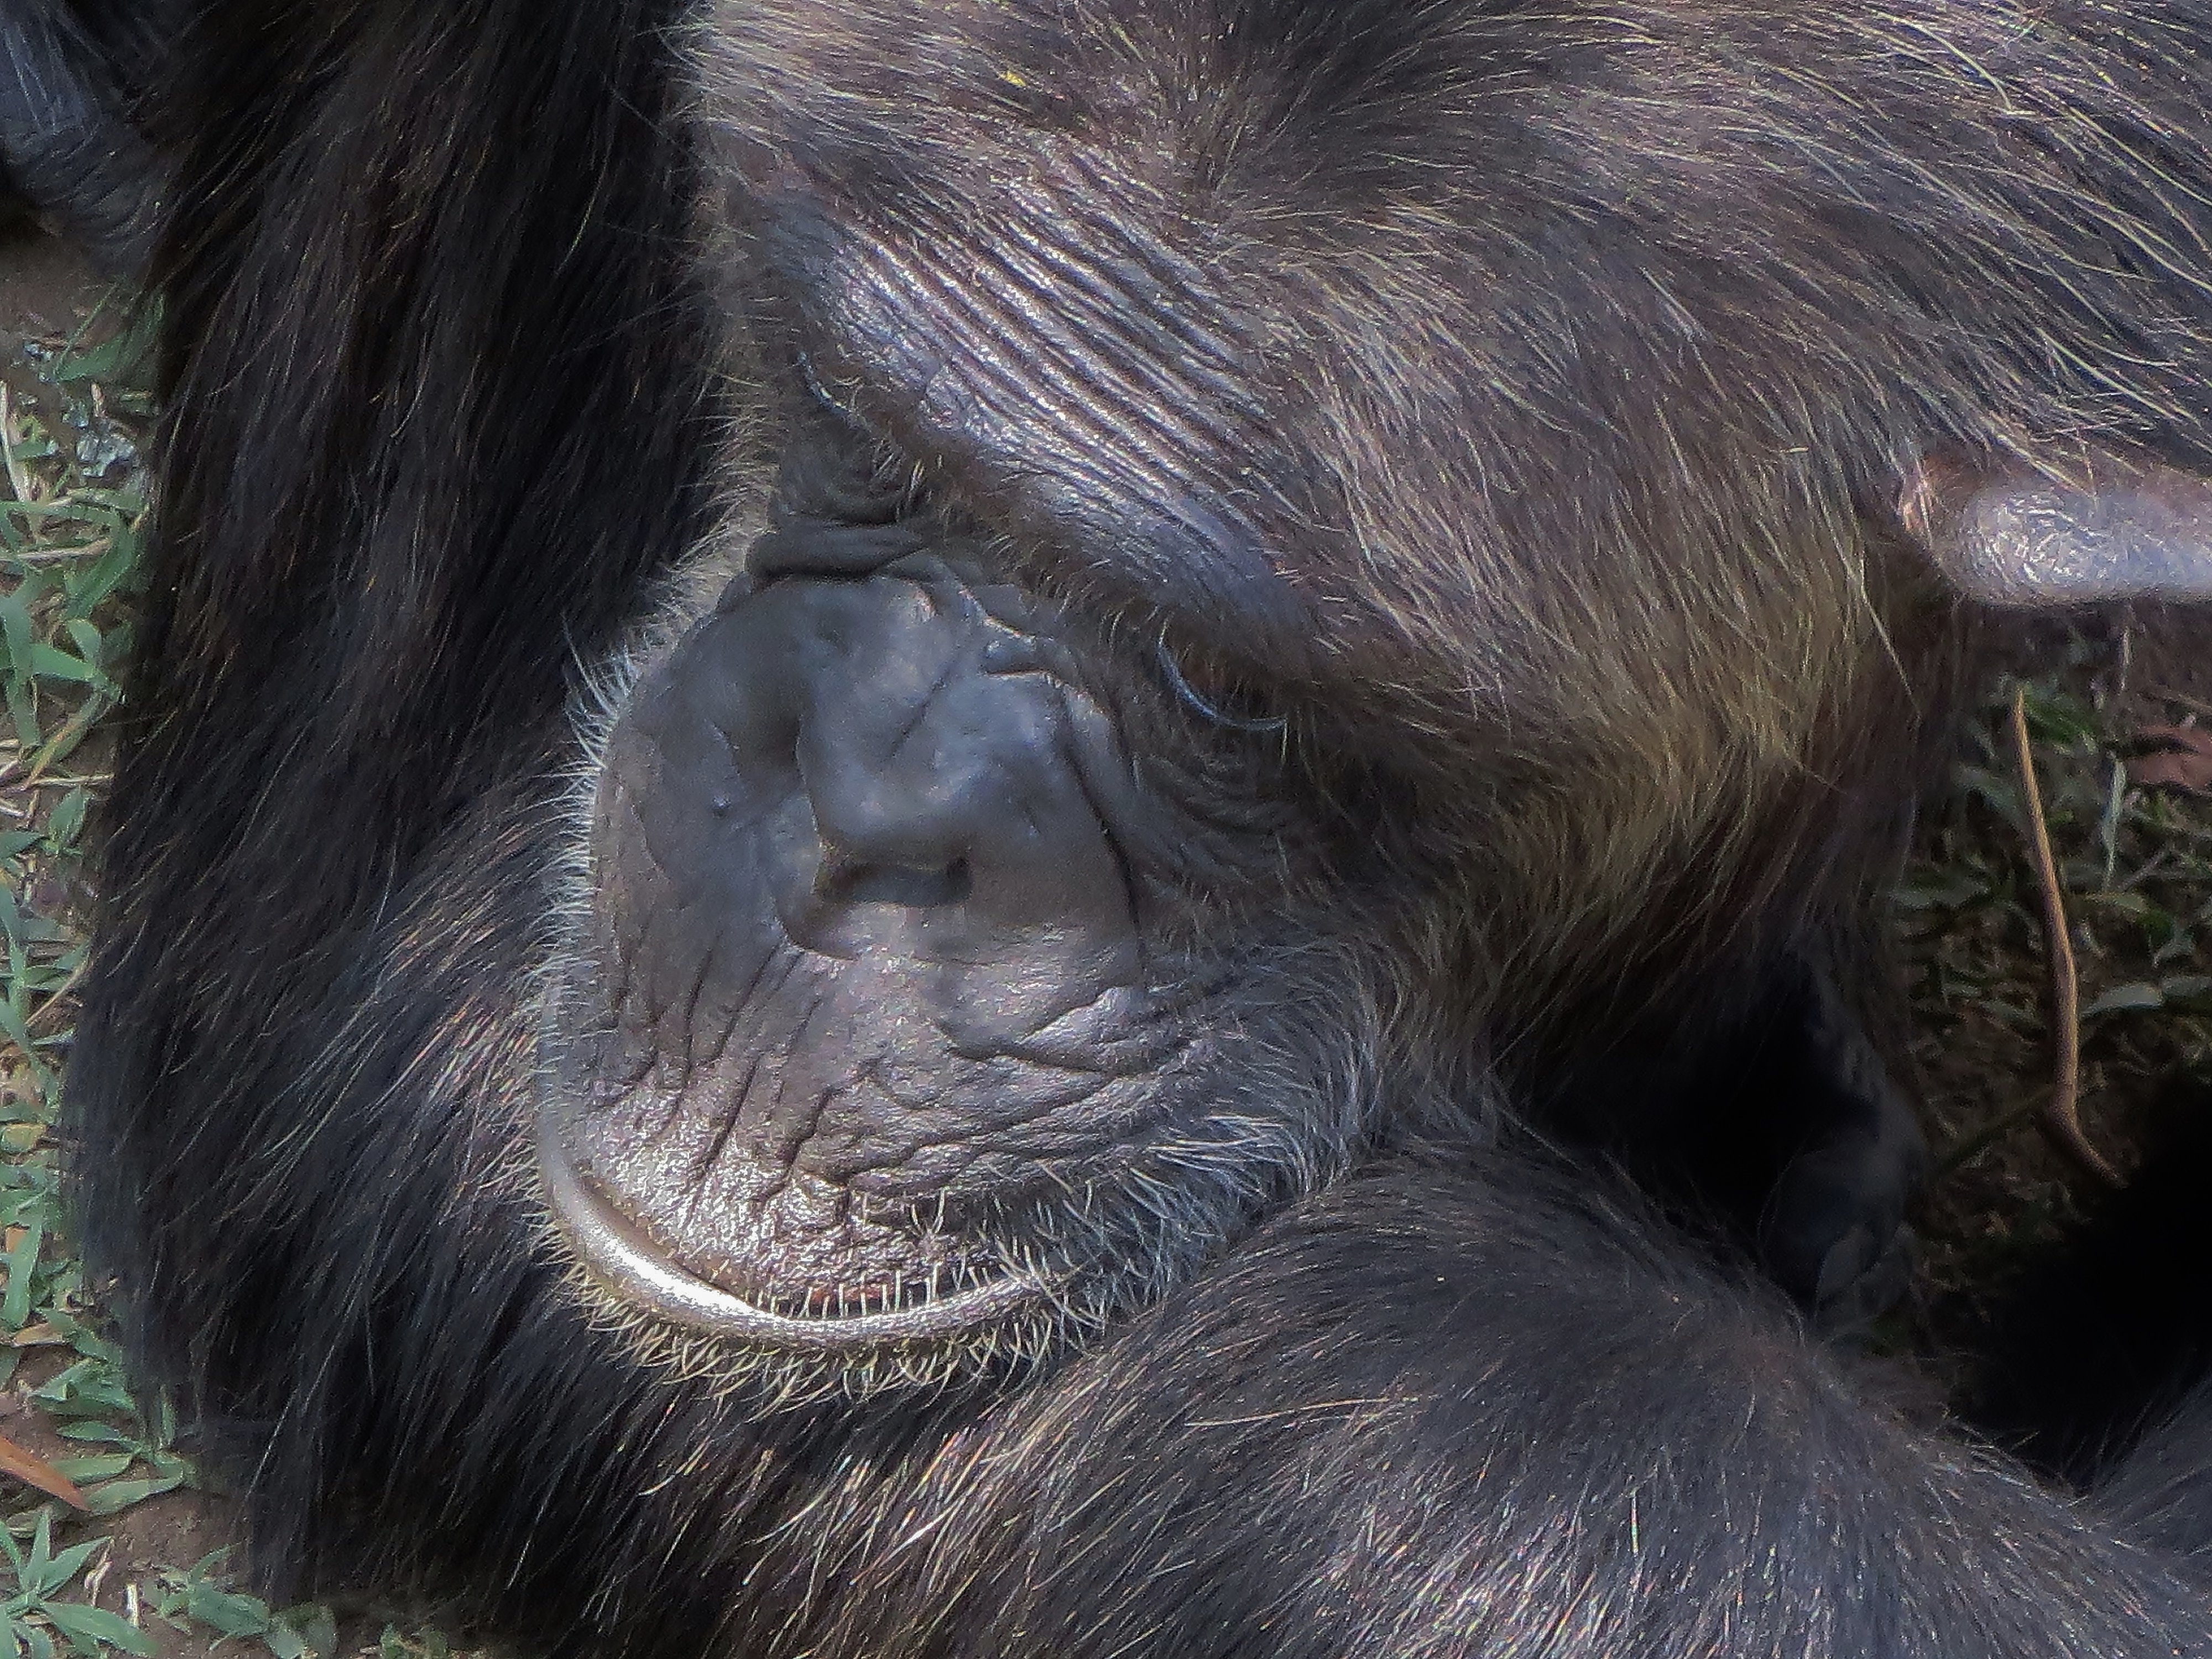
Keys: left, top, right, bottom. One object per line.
{"left": 538, "top": 423, "right": 1416, "bottom": 1390}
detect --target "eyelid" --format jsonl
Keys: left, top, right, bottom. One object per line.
{"left": 1154, "top": 630, "right": 1288, "bottom": 735}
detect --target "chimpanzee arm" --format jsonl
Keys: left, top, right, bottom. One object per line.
{"left": 2100, "top": 1385, "right": 2212, "bottom": 1573}
{"left": 801, "top": 1160, "right": 2212, "bottom": 1659}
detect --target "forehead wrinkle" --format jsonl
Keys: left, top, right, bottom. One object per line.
{"left": 768, "top": 180, "right": 1321, "bottom": 654}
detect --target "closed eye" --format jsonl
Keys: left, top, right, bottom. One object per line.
{"left": 1154, "top": 630, "right": 1288, "bottom": 735}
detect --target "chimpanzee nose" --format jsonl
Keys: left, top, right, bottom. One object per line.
{"left": 614, "top": 554, "right": 1143, "bottom": 1007}
{"left": 761, "top": 565, "right": 1137, "bottom": 979}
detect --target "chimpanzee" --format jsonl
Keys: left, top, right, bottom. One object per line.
{"left": 29, "top": 0, "right": 2212, "bottom": 1652}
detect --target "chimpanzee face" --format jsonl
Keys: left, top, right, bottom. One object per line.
{"left": 534, "top": 397, "right": 1442, "bottom": 1392}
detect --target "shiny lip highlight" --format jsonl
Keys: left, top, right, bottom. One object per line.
{"left": 535, "top": 1108, "right": 1052, "bottom": 1348}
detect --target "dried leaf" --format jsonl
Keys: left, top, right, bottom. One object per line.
{"left": 0, "top": 1430, "right": 87, "bottom": 1508}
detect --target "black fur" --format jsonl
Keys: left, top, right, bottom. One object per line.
{"left": 0, "top": 0, "right": 164, "bottom": 271}
{"left": 1976, "top": 1076, "right": 2212, "bottom": 1484}
{"left": 51, "top": 0, "right": 2212, "bottom": 1653}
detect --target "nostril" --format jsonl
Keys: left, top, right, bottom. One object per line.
{"left": 814, "top": 852, "right": 973, "bottom": 910}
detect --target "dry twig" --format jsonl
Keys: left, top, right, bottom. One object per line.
{"left": 2010, "top": 683, "right": 2123, "bottom": 1187}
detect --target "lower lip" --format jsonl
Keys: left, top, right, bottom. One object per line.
{"left": 534, "top": 1109, "right": 1049, "bottom": 1348}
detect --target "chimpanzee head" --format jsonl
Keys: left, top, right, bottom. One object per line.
{"left": 525, "top": 0, "right": 2212, "bottom": 1396}
{"left": 536, "top": 408, "right": 1413, "bottom": 1394}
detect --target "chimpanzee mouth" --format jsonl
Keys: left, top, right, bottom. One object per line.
{"left": 535, "top": 1110, "right": 1057, "bottom": 1348}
